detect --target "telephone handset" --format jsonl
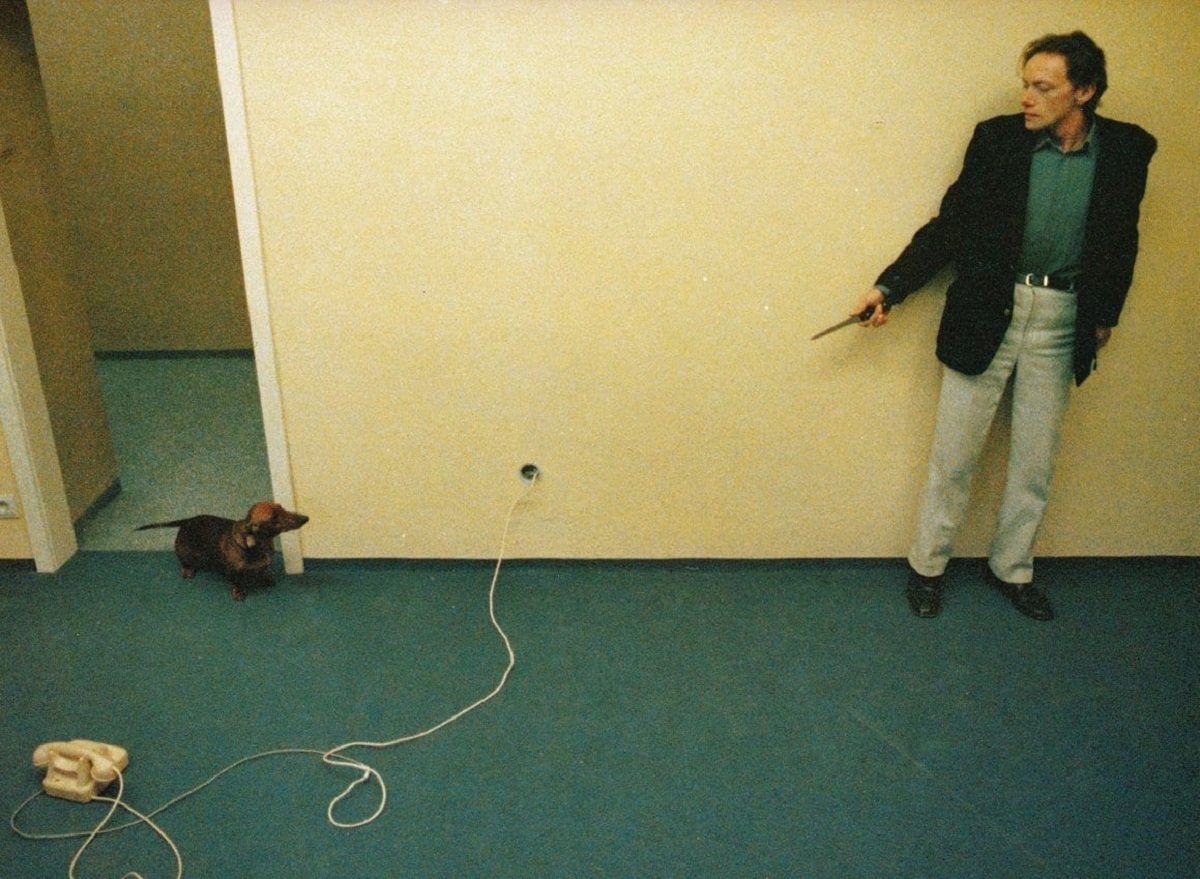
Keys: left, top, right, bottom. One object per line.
{"left": 32, "top": 739, "right": 129, "bottom": 802}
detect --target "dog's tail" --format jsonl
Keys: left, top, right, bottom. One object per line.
{"left": 135, "top": 519, "right": 193, "bottom": 531}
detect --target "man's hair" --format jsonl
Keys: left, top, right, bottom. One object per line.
{"left": 1022, "top": 31, "right": 1108, "bottom": 117}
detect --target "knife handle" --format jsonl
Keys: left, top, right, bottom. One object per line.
{"left": 857, "top": 303, "right": 890, "bottom": 322}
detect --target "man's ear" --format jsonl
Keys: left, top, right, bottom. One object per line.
{"left": 1075, "top": 83, "right": 1097, "bottom": 108}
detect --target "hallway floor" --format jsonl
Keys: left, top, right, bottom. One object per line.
{"left": 75, "top": 353, "right": 272, "bottom": 550}
{"left": 3, "top": 555, "right": 1196, "bottom": 878}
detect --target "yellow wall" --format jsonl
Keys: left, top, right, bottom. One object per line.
{"left": 0, "top": 441, "right": 33, "bottom": 560}
{"left": 0, "top": 410, "right": 33, "bottom": 560}
{"left": 27, "top": 0, "right": 250, "bottom": 352}
{"left": 1, "top": 0, "right": 117, "bottom": 522}
{"left": 0, "top": 196, "right": 36, "bottom": 560}
{"left": 226, "top": 0, "right": 1197, "bottom": 559}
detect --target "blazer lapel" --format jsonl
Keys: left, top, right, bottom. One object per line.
{"left": 1084, "top": 116, "right": 1122, "bottom": 225}
{"left": 1003, "top": 125, "right": 1039, "bottom": 264}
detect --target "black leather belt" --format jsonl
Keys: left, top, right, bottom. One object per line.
{"left": 1017, "top": 272, "right": 1076, "bottom": 291}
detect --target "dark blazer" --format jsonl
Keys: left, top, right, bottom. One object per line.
{"left": 875, "top": 113, "right": 1156, "bottom": 385}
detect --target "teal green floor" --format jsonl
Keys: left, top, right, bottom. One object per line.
{"left": 2, "top": 555, "right": 1197, "bottom": 878}
{"left": 6, "top": 357, "right": 1196, "bottom": 876}
{"left": 76, "top": 353, "right": 271, "bottom": 551}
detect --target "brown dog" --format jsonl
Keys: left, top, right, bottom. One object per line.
{"left": 137, "top": 502, "right": 309, "bottom": 600}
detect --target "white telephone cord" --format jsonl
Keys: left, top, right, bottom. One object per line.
{"left": 10, "top": 473, "right": 537, "bottom": 878}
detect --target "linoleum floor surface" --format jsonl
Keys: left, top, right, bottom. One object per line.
{"left": 76, "top": 354, "right": 271, "bottom": 550}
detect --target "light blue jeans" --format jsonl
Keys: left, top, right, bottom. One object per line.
{"left": 909, "top": 282, "right": 1077, "bottom": 584}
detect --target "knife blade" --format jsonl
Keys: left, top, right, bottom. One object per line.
{"left": 810, "top": 304, "right": 889, "bottom": 341}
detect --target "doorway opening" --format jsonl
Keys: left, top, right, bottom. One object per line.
{"left": 2, "top": 0, "right": 282, "bottom": 561}
{"left": 75, "top": 353, "right": 272, "bottom": 550}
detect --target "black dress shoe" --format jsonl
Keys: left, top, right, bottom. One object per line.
{"left": 986, "top": 569, "right": 1054, "bottom": 621}
{"left": 906, "top": 568, "right": 943, "bottom": 618}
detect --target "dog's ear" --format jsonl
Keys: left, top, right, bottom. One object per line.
{"left": 247, "top": 502, "right": 275, "bottom": 525}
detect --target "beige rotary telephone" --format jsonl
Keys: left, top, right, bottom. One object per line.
{"left": 31, "top": 739, "right": 129, "bottom": 803}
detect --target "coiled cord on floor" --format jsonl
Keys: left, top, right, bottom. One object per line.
{"left": 10, "top": 473, "right": 537, "bottom": 878}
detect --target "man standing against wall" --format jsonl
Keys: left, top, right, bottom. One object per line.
{"left": 853, "top": 31, "right": 1156, "bottom": 620}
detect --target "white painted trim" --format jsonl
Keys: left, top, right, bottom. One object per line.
{"left": 0, "top": 201, "right": 76, "bottom": 572}
{"left": 209, "top": 0, "right": 303, "bottom": 574}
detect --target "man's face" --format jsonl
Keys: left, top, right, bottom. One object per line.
{"left": 1020, "top": 52, "right": 1096, "bottom": 136}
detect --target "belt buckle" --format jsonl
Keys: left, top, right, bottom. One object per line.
{"left": 1022, "top": 273, "right": 1051, "bottom": 288}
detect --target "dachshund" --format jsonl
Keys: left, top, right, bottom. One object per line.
{"left": 137, "top": 502, "right": 309, "bottom": 600}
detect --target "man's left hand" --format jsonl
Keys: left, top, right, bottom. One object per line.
{"left": 1096, "top": 326, "right": 1113, "bottom": 349}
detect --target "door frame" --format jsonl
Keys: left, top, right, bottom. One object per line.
{"left": 209, "top": 0, "right": 302, "bottom": 574}
{"left": 0, "top": 1, "right": 302, "bottom": 574}
{"left": 0, "top": 199, "right": 75, "bottom": 571}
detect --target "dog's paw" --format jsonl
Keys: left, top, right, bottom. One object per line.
{"left": 231, "top": 586, "right": 247, "bottom": 601}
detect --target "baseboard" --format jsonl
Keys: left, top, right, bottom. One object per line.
{"left": 72, "top": 478, "right": 122, "bottom": 528}
{"left": 94, "top": 349, "right": 254, "bottom": 360}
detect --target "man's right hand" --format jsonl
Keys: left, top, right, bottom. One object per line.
{"left": 854, "top": 287, "right": 890, "bottom": 328}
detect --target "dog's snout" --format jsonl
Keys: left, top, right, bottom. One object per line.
{"left": 278, "top": 510, "right": 308, "bottom": 531}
